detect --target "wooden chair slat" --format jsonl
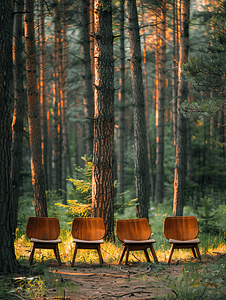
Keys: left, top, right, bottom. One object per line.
{"left": 116, "top": 218, "right": 158, "bottom": 265}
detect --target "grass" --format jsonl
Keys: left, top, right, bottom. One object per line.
{"left": 5, "top": 200, "right": 226, "bottom": 299}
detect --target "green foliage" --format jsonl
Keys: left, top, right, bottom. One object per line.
{"left": 55, "top": 157, "right": 92, "bottom": 218}
{"left": 182, "top": 0, "right": 226, "bottom": 118}
{"left": 196, "top": 198, "right": 226, "bottom": 234}
{"left": 166, "top": 261, "right": 226, "bottom": 299}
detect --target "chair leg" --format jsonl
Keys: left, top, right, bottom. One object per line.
{"left": 97, "top": 245, "right": 103, "bottom": 266}
{"left": 143, "top": 249, "right": 150, "bottom": 262}
{"left": 54, "top": 245, "right": 61, "bottom": 266}
{"left": 195, "top": 245, "right": 201, "bottom": 260}
{"left": 168, "top": 245, "right": 175, "bottom": 265}
{"left": 29, "top": 244, "right": 35, "bottom": 266}
{"left": 191, "top": 247, "right": 197, "bottom": 259}
{"left": 118, "top": 245, "right": 126, "bottom": 264}
{"left": 71, "top": 243, "right": 79, "bottom": 267}
{"left": 150, "top": 245, "right": 159, "bottom": 264}
{"left": 125, "top": 250, "right": 130, "bottom": 265}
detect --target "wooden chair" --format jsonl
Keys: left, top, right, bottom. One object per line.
{"left": 116, "top": 218, "right": 159, "bottom": 265}
{"left": 26, "top": 217, "right": 62, "bottom": 265}
{"left": 163, "top": 216, "right": 201, "bottom": 265}
{"left": 71, "top": 217, "right": 105, "bottom": 266}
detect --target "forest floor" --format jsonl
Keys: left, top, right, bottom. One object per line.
{"left": 32, "top": 252, "right": 226, "bottom": 300}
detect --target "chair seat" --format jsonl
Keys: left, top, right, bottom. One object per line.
{"left": 73, "top": 238, "right": 104, "bottom": 244}
{"left": 169, "top": 238, "right": 200, "bottom": 244}
{"left": 124, "top": 239, "right": 156, "bottom": 244}
{"left": 31, "top": 238, "right": 62, "bottom": 243}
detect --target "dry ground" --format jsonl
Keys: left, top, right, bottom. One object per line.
{"left": 41, "top": 252, "right": 226, "bottom": 300}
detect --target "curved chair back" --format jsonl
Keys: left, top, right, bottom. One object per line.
{"left": 163, "top": 216, "right": 199, "bottom": 241}
{"left": 71, "top": 217, "right": 105, "bottom": 241}
{"left": 116, "top": 218, "right": 151, "bottom": 242}
{"left": 26, "top": 217, "right": 60, "bottom": 240}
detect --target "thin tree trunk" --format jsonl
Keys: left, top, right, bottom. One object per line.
{"left": 155, "top": 0, "right": 166, "bottom": 204}
{"left": 11, "top": 0, "right": 24, "bottom": 235}
{"left": 40, "top": 0, "right": 48, "bottom": 191}
{"left": 56, "top": 2, "right": 63, "bottom": 195}
{"left": 127, "top": 0, "right": 149, "bottom": 219}
{"left": 25, "top": 0, "right": 47, "bottom": 217}
{"left": 172, "top": 0, "right": 179, "bottom": 146}
{"left": 61, "top": 0, "right": 68, "bottom": 204}
{"left": 91, "top": 0, "right": 114, "bottom": 240}
{"left": 140, "top": 0, "right": 154, "bottom": 204}
{"left": 173, "top": 0, "right": 190, "bottom": 216}
{"left": 117, "top": 0, "right": 126, "bottom": 212}
{"left": 80, "top": 0, "right": 94, "bottom": 158}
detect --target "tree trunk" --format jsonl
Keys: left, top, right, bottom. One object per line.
{"left": 117, "top": 0, "right": 126, "bottom": 212}
{"left": 172, "top": 0, "right": 179, "bottom": 146}
{"left": 11, "top": 0, "right": 24, "bottom": 235}
{"left": 25, "top": 0, "right": 47, "bottom": 217}
{"left": 140, "top": 0, "right": 154, "bottom": 204}
{"left": 127, "top": 0, "right": 149, "bottom": 219}
{"left": 80, "top": 0, "right": 94, "bottom": 158}
{"left": 91, "top": 0, "right": 114, "bottom": 240}
{"left": 40, "top": 0, "right": 48, "bottom": 191}
{"left": 155, "top": 0, "right": 166, "bottom": 204}
{"left": 61, "top": 0, "right": 68, "bottom": 204}
{"left": 173, "top": 0, "right": 190, "bottom": 216}
{"left": 0, "top": 0, "right": 20, "bottom": 273}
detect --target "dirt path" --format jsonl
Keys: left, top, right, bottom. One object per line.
{"left": 43, "top": 253, "right": 226, "bottom": 300}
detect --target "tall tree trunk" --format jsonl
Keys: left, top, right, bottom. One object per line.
{"left": 173, "top": 0, "right": 190, "bottom": 216}
{"left": 40, "top": 0, "right": 48, "bottom": 191}
{"left": 80, "top": 0, "right": 94, "bottom": 158}
{"left": 155, "top": 0, "right": 166, "bottom": 204}
{"left": 127, "top": 0, "right": 149, "bottom": 219}
{"left": 0, "top": 0, "right": 20, "bottom": 273}
{"left": 117, "top": 0, "right": 126, "bottom": 212}
{"left": 52, "top": 33, "right": 59, "bottom": 192}
{"left": 56, "top": 1, "right": 63, "bottom": 195}
{"left": 61, "top": 0, "right": 68, "bottom": 204}
{"left": 47, "top": 91, "right": 53, "bottom": 190}
{"left": 25, "top": 0, "right": 47, "bottom": 217}
{"left": 11, "top": 0, "right": 24, "bottom": 235}
{"left": 91, "top": 0, "right": 114, "bottom": 240}
{"left": 140, "top": 0, "right": 154, "bottom": 204}
{"left": 172, "top": 0, "right": 179, "bottom": 146}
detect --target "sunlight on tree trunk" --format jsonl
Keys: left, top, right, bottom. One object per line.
{"left": 173, "top": 0, "right": 190, "bottom": 216}
{"left": 25, "top": 0, "right": 47, "bottom": 217}
{"left": 127, "top": 0, "right": 149, "bottom": 219}
{"left": 92, "top": 0, "right": 114, "bottom": 240}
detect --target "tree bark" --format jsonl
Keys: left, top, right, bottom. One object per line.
{"left": 0, "top": 0, "right": 20, "bottom": 273}
{"left": 91, "top": 0, "right": 114, "bottom": 240}
{"left": 80, "top": 0, "right": 94, "bottom": 158}
{"left": 11, "top": 0, "right": 24, "bottom": 235}
{"left": 155, "top": 0, "right": 166, "bottom": 204}
{"left": 117, "top": 0, "right": 126, "bottom": 212}
{"left": 40, "top": 0, "right": 48, "bottom": 191}
{"left": 173, "top": 0, "right": 190, "bottom": 216}
{"left": 25, "top": 0, "right": 47, "bottom": 217}
{"left": 127, "top": 0, "right": 149, "bottom": 219}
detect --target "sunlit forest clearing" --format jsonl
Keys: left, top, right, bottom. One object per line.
{"left": 2, "top": 0, "right": 226, "bottom": 298}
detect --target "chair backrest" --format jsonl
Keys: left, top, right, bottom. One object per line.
{"left": 163, "top": 216, "right": 199, "bottom": 241}
{"left": 116, "top": 218, "right": 151, "bottom": 242}
{"left": 26, "top": 217, "right": 60, "bottom": 240}
{"left": 71, "top": 217, "right": 105, "bottom": 241}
